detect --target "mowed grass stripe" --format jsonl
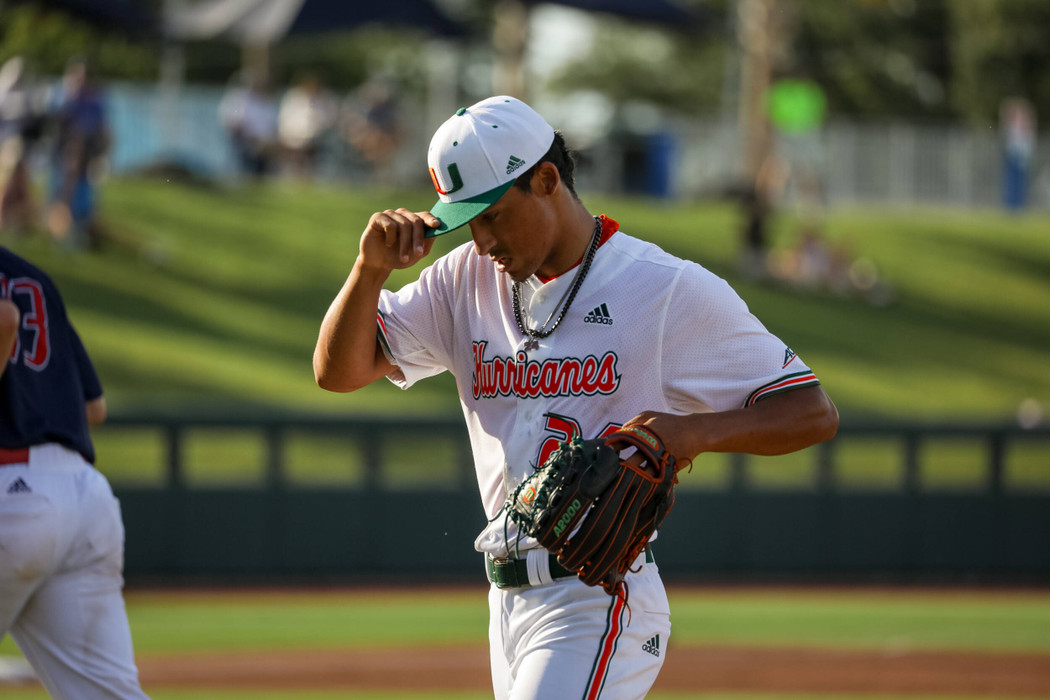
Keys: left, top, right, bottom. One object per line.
{"left": 4, "top": 587, "right": 1045, "bottom": 658}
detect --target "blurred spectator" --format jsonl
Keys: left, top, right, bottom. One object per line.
{"left": 219, "top": 70, "right": 279, "bottom": 179}
{"left": 278, "top": 73, "right": 337, "bottom": 181}
{"left": 340, "top": 78, "right": 405, "bottom": 186}
{"left": 738, "top": 183, "right": 771, "bottom": 280}
{"left": 45, "top": 57, "right": 110, "bottom": 250}
{"left": 0, "top": 56, "right": 44, "bottom": 234}
{"left": 1000, "top": 97, "right": 1036, "bottom": 211}
{"left": 765, "top": 72, "right": 827, "bottom": 220}
{"left": 767, "top": 224, "right": 893, "bottom": 307}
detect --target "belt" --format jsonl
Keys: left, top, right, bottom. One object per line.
{"left": 0, "top": 447, "right": 29, "bottom": 466}
{"left": 486, "top": 548, "right": 654, "bottom": 590}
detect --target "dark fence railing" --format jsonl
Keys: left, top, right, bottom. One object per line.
{"left": 101, "top": 413, "right": 1050, "bottom": 585}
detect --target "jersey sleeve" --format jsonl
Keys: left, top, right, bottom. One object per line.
{"left": 661, "top": 264, "right": 819, "bottom": 413}
{"left": 375, "top": 256, "right": 458, "bottom": 390}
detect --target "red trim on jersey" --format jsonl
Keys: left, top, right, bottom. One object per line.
{"left": 536, "top": 214, "right": 619, "bottom": 283}
{"left": 745, "top": 372, "right": 820, "bottom": 407}
{"left": 584, "top": 591, "right": 627, "bottom": 700}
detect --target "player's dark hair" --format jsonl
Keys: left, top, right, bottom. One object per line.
{"left": 514, "top": 130, "right": 577, "bottom": 199}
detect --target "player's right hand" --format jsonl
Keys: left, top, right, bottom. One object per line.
{"left": 359, "top": 208, "right": 440, "bottom": 272}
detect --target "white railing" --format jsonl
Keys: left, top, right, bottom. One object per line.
{"left": 102, "top": 82, "right": 1050, "bottom": 210}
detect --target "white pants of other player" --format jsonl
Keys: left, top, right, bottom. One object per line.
{"left": 0, "top": 443, "right": 149, "bottom": 699}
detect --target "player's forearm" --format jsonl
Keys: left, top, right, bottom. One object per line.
{"left": 635, "top": 386, "right": 838, "bottom": 461}
{"left": 313, "top": 258, "right": 394, "bottom": 392}
{"left": 688, "top": 386, "right": 839, "bottom": 457}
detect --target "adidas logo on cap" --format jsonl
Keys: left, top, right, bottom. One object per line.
{"left": 506, "top": 155, "right": 526, "bottom": 175}
{"left": 584, "top": 303, "right": 613, "bottom": 325}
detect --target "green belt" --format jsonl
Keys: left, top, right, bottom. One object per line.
{"left": 486, "top": 548, "right": 655, "bottom": 589}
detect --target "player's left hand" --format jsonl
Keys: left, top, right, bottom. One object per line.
{"left": 619, "top": 405, "right": 714, "bottom": 470}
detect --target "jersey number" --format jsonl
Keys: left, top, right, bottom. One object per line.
{"left": 1, "top": 276, "right": 51, "bottom": 371}
{"left": 536, "top": 413, "right": 623, "bottom": 467}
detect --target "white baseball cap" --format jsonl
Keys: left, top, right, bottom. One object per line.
{"left": 425, "top": 96, "right": 556, "bottom": 237}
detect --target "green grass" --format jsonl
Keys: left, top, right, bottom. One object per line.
{"left": 666, "top": 588, "right": 1050, "bottom": 652}
{"left": 3, "top": 586, "right": 1047, "bottom": 658}
{"left": 3, "top": 588, "right": 1048, "bottom": 699}
{"left": 4, "top": 587, "right": 1045, "bottom": 696}
{"left": 3, "top": 179, "right": 1049, "bottom": 489}
{"left": 2, "top": 178, "right": 1048, "bottom": 423}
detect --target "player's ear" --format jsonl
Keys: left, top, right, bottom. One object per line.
{"left": 532, "top": 161, "right": 561, "bottom": 196}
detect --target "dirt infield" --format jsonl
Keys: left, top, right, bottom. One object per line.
{"left": 129, "top": 644, "right": 1050, "bottom": 696}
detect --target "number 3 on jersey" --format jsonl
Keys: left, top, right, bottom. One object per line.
{"left": 536, "top": 413, "right": 623, "bottom": 466}
{"left": 1, "top": 276, "right": 50, "bottom": 370}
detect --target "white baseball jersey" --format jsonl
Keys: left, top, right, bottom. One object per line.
{"left": 377, "top": 217, "right": 819, "bottom": 556}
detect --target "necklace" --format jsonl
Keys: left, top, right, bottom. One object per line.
{"left": 512, "top": 216, "right": 602, "bottom": 351}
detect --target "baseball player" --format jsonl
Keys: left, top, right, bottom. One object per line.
{"left": 314, "top": 96, "right": 838, "bottom": 700}
{"left": 0, "top": 247, "right": 150, "bottom": 699}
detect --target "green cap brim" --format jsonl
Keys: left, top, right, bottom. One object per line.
{"left": 424, "top": 181, "right": 516, "bottom": 238}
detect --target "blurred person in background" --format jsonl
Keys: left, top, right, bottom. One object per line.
{"left": 340, "top": 78, "right": 405, "bottom": 186}
{"left": 1, "top": 246, "right": 150, "bottom": 699}
{"left": 45, "top": 56, "right": 111, "bottom": 250}
{"left": 219, "top": 70, "right": 279, "bottom": 180}
{"left": 1000, "top": 97, "right": 1036, "bottom": 211}
{"left": 0, "top": 56, "right": 45, "bottom": 234}
{"left": 278, "top": 73, "right": 337, "bottom": 181}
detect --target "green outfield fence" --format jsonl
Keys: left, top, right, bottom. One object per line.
{"left": 98, "top": 413, "right": 1050, "bottom": 585}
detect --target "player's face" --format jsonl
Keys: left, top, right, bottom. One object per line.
{"left": 468, "top": 176, "right": 560, "bottom": 282}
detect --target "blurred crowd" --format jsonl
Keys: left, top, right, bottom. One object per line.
{"left": 0, "top": 59, "right": 411, "bottom": 252}
{"left": 0, "top": 55, "right": 110, "bottom": 249}
{"left": 218, "top": 70, "right": 405, "bottom": 185}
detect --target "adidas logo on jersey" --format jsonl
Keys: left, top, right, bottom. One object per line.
{"left": 506, "top": 155, "right": 526, "bottom": 175}
{"left": 6, "top": 477, "right": 31, "bottom": 494}
{"left": 642, "top": 634, "right": 661, "bottom": 657}
{"left": 584, "top": 303, "right": 613, "bottom": 325}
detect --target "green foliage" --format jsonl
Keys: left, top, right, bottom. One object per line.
{"left": 556, "top": 0, "right": 1050, "bottom": 124}
{"left": 182, "top": 27, "right": 438, "bottom": 94}
{"left": 547, "top": 19, "right": 727, "bottom": 115}
{"left": 0, "top": 4, "right": 157, "bottom": 81}
{"left": 794, "top": 0, "right": 952, "bottom": 118}
{"left": 947, "top": 0, "right": 1050, "bottom": 125}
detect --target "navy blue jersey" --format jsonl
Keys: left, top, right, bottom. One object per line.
{"left": 0, "top": 247, "right": 101, "bottom": 462}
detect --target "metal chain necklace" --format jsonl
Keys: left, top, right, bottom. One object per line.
{"left": 512, "top": 216, "right": 602, "bottom": 351}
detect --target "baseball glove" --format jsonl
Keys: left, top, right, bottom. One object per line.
{"left": 507, "top": 425, "right": 679, "bottom": 596}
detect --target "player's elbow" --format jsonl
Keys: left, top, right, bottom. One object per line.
{"left": 314, "top": 339, "right": 391, "bottom": 393}
{"left": 315, "top": 371, "right": 358, "bottom": 393}
{"left": 314, "top": 360, "right": 352, "bottom": 393}
{"left": 313, "top": 358, "right": 368, "bottom": 393}
{"left": 85, "top": 396, "right": 107, "bottom": 426}
{"left": 810, "top": 390, "right": 839, "bottom": 444}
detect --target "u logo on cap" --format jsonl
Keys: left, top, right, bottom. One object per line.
{"left": 430, "top": 163, "right": 464, "bottom": 195}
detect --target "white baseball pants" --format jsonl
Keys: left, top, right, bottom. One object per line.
{"left": 488, "top": 552, "right": 670, "bottom": 700}
{"left": 0, "top": 444, "right": 149, "bottom": 699}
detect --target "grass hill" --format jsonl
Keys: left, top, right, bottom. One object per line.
{"left": 3, "top": 177, "right": 1048, "bottom": 425}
